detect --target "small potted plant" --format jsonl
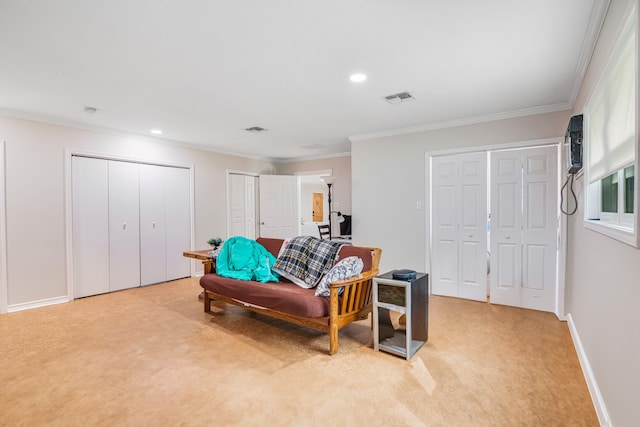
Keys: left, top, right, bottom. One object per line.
{"left": 207, "top": 237, "right": 223, "bottom": 249}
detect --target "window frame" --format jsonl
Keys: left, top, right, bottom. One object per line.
{"left": 597, "top": 164, "right": 634, "bottom": 227}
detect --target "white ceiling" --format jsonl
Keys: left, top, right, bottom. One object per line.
{"left": 0, "top": 0, "right": 607, "bottom": 161}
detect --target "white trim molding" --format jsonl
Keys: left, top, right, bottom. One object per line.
{"left": 0, "top": 141, "right": 7, "bottom": 314}
{"left": 349, "top": 105, "right": 571, "bottom": 143}
{"left": 8, "top": 295, "right": 70, "bottom": 313}
{"left": 567, "top": 313, "right": 611, "bottom": 427}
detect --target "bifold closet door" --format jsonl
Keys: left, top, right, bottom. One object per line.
{"left": 72, "top": 156, "right": 110, "bottom": 298}
{"left": 490, "top": 146, "right": 558, "bottom": 312}
{"left": 229, "top": 174, "right": 257, "bottom": 239}
{"left": 108, "top": 161, "right": 141, "bottom": 292}
{"left": 140, "top": 164, "right": 166, "bottom": 286}
{"left": 431, "top": 152, "right": 487, "bottom": 301}
{"left": 164, "top": 166, "right": 190, "bottom": 281}
{"left": 140, "top": 164, "right": 191, "bottom": 285}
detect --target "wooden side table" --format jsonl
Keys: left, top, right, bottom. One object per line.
{"left": 183, "top": 249, "right": 216, "bottom": 274}
{"left": 183, "top": 249, "right": 217, "bottom": 300}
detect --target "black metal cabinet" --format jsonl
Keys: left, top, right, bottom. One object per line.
{"left": 373, "top": 271, "right": 429, "bottom": 360}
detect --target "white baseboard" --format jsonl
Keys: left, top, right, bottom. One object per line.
{"left": 8, "top": 295, "right": 70, "bottom": 313}
{"left": 567, "top": 313, "right": 611, "bottom": 427}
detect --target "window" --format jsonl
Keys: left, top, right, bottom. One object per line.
{"left": 598, "top": 165, "right": 634, "bottom": 227}
{"left": 584, "top": 5, "right": 638, "bottom": 247}
{"left": 624, "top": 165, "right": 634, "bottom": 214}
{"left": 601, "top": 172, "right": 618, "bottom": 213}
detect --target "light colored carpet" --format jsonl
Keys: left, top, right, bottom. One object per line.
{"left": 0, "top": 277, "right": 597, "bottom": 426}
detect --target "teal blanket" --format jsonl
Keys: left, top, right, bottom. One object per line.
{"left": 215, "top": 236, "right": 279, "bottom": 283}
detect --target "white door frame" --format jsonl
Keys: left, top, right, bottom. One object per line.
{"left": 64, "top": 149, "right": 195, "bottom": 299}
{"left": 0, "top": 141, "right": 8, "bottom": 314}
{"left": 425, "top": 137, "right": 566, "bottom": 319}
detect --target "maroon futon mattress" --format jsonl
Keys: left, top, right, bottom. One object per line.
{"left": 200, "top": 274, "right": 330, "bottom": 317}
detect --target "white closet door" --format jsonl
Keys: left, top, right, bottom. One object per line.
{"left": 230, "top": 174, "right": 247, "bottom": 237}
{"left": 522, "top": 146, "right": 558, "bottom": 312}
{"left": 140, "top": 164, "right": 167, "bottom": 286}
{"left": 431, "top": 152, "right": 487, "bottom": 301}
{"left": 230, "top": 174, "right": 258, "bottom": 239}
{"left": 458, "top": 154, "right": 488, "bottom": 301}
{"left": 165, "top": 166, "right": 191, "bottom": 281}
{"left": 72, "top": 156, "right": 110, "bottom": 298}
{"left": 432, "top": 156, "right": 459, "bottom": 297}
{"left": 490, "top": 146, "right": 558, "bottom": 312}
{"left": 490, "top": 150, "right": 523, "bottom": 306}
{"left": 108, "top": 161, "right": 140, "bottom": 292}
{"left": 244, "top": 176, "right": 257, "bottom": 240}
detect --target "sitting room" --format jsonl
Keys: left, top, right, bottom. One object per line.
{"left": 0, "top": 0, "right": 638, "bottom": 425}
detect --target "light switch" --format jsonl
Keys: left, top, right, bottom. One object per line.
{"left": 416, "top": 201, "right": 422, "bottom": 210}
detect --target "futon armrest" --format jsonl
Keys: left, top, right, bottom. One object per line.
{"left": 329, "top": 268, "right": 379, "bottom": 288}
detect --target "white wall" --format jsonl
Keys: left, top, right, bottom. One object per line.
{"left": 0, "top": 115, "right": 274, "bottom": 308}
{"left": 351, "top": 111, "right": 570, "bottom": 273}
{"left": 565, "top": 0, "right": 640, "bottom": 425}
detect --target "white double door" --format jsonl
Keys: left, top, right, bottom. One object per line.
{"left": 431, "top": 146, "right": 558, "bottom": 312}
{"left": 432, "top": 152, "right": 488, "bottom": 301}
{"left": 72, "top": 157, "right": 191, "bottom": 298}
{"left": 490, "top": 146, "right": 558, "bottom": 312}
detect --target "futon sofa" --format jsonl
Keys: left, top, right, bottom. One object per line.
{"left": 200, "top": 237, "right": 381, "bottom": 355}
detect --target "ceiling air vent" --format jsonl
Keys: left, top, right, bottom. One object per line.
{"left": 245, "top": 126, "right": 268, "bottom": 133}
{"left": 383, "top": 91, "right": 415, "bottom": 105}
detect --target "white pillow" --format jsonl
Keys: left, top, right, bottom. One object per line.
{"left": 277, "top": 238, "right": 291, "bottom": 258}
{"left": 315, "top": 256, "right": 364, "bottom": 297}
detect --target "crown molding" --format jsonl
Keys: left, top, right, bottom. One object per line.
{"left": 348, "top": 103, "right": 572, "bottom": 143}
{"left": 271, "top": 151, "right": 351, "bottom": 164}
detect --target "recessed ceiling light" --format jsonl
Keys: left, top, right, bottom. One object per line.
{"left": 150, "top": 129, "right": 162, "bottom": 135}
{"left": 349, "top": 73, "right": 367, "bottom": 83}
